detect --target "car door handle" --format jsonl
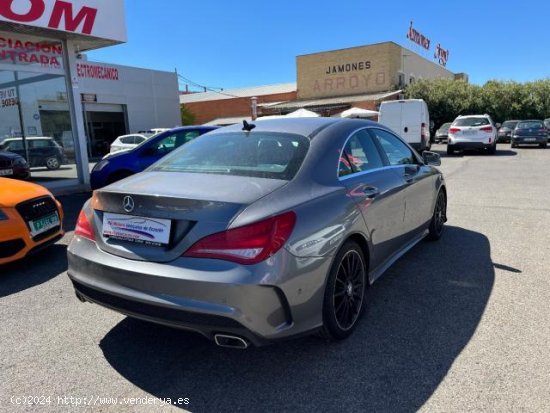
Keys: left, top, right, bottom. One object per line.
{"left": 361, "top": 186, "right": 380, "bottom": 198}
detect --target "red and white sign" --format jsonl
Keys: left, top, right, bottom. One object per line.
{"left": 406, "top": 21, "right": 430, "bottom": 51}
{"left": 76, "top": 63, "right": 119, "bottom": 80}
{"left": 0, "top": 34, "right": 63, "bottom": 68}
{"left": 0, "top": 0, "right": 126, "bottom": 42}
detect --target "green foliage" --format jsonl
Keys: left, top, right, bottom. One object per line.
{"left": 180, "top": 104, "right": 196, "bottom": 125}
{"left": 404, "top": 78, "right": 550, "bottom": 130}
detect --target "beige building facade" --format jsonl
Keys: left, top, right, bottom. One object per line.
{"left": 296, "top": 42, "right": 457, "bottom": 100}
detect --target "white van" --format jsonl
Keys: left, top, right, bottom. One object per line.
{"left": 378, "top": 99, "right": 431, "bottom": 152}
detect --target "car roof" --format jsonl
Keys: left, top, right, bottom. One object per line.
{"left": 205, "top": 117, "right": 379, "bottom": 138}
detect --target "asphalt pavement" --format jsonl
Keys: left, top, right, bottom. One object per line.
{"left": 1, "top": 144, "right": 549, "bottom": 412}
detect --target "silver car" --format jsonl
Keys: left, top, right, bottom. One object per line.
{"left": 68, "top": 118, "right": 447, "bottom": 348}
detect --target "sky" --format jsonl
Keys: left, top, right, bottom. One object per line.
{"left": 88, "top": 0, "right": 550, "bottom": 92}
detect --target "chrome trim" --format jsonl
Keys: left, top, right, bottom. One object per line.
{"left": 214, "top": 334, "right": 249, "bottom": 349}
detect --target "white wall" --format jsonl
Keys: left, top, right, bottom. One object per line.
{"left": 77, "top": 61, "right": 180, "bottom": 132}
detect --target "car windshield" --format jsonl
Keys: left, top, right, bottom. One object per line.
{"left": 151, "top": 132, "right": 309, "bottom": 180}
{"left": 501, "top": 121, "right": 518, "bottom": 129}
{"left": 454, "top": 117, "right": 490, "bottom": 127}
{"left": 516, "top": 121, "right": 543, "bottom": 129}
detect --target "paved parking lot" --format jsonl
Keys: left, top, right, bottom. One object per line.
{"left": 1, "top": 144, "right": 549, "bottom": 412}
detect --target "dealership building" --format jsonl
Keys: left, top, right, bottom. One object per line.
{"left": 181, "top": 41, "right": 467, "bottom": 123}
{"left": 0, "top": 0, "right": 180, "bottom": 189}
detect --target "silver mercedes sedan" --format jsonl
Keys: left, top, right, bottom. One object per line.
{"left": 67, "top": 118, "right": 447, "bottom": 348}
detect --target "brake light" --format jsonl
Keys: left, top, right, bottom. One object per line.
{"left": 480, "top": 126, "right": 493, "bottom": 133}
{"left": 184, "top": 211, "right": 296, "bottom": 265}
{"left": 449, "top": 127, "right": 461, "bottom": 134}
{"left": 74, "top": 209, "right": 95, "bottom": 240}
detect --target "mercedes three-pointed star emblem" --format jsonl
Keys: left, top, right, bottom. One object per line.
{"left": 123, "top": 195, "right": 134, "bottom": 213}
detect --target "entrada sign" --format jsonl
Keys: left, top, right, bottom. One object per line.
{"left": 0, "top": 0, "right": 126, "bottom": 42}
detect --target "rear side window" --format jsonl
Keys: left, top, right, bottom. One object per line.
{"left": 517, "top": 121, "right": 544, "bottom": 129}
{"left": 152, "top": 132, "right": 309, "bottom": 180}
{"left": 119, "top": 136, "right": 135, "bottom": 144}
{"left": 5, "top": 140, "right": 23, "bottom": 150}
{"left": 339, "top": 130, "right": 384, "bottom": 177}
{"left": 370, "top": 128, "right": 416, "bottom": 165}
{"left": 454, "top": 117, "right": 490, "bottom": 127}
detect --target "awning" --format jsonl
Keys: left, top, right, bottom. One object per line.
{"left": 261, "top": 90, "right": 402, "bottom": 111}
{"left": 203, "top": 116, "right": 252, "bottom": 126}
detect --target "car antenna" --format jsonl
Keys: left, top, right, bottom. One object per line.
{"left": 242, "top": 120, "right": 256, "bottom": 132}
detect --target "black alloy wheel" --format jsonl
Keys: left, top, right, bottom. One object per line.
{"left": 321, "top": 241, "right": 367, "bottom": 340}
{"left": 427, "top": 190, "right": 446, "bottom": 241}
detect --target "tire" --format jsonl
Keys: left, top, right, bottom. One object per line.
{"left": 45, "top": 156, "right": 60, "bottom": 170}
{"left": 320, "top": 240, "right": 367, "bottom": 341}
{"left": 540, "top": 143, "right": 547, "bottom": 148}
{"left": 487, "top": 144, "right": 496, "bottom": 155}
{"left": 427, "top": 190, "right": 447, "bottom": 241}
{"left": 106, "top": 170, "right": 133, "bottom": 185}
{"left": 447, "top": 145, "right": 455, "bottom": 155}
{"left": 511, "top": 142, "right": 517, "bottom": 148}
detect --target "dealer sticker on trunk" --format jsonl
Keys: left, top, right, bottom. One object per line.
{"left": 102, "top": 212, "right": 171, "bottom": 246}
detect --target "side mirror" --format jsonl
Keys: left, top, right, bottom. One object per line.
{"left": 422, "top": 151, "right": 441, "bottom": 166}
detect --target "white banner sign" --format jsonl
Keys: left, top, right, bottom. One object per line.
{"left": 0, "top": 0, "right": 127, "bottom": 43}
{"left": 102, "top": 213, "right": 171, "bottom": 246}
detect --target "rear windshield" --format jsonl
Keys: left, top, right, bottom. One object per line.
{"left": 501, "top": 121, "right": 518, "bottom": 128}
{"left": 454, "top": 117, "right": 490, "bottom": 127}
{"left": 517, "top": 121, "right": 544, "bottom": 129}
{"left": 151, "top": 132, "right": 309, "bottom": 180}
{"left": 439, "top": 122, "right": 452, "bottom": 131}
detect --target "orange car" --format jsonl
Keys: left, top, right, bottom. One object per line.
{"left": 0, "top": 178, "right": 64, "bottom": 265}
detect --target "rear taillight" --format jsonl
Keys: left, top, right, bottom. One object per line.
{"left": 184, "top": 211, "right": 296, "bottom": 265}
{"left": 449, "top": 127, "right": 461, "bottom": 134}
{"left": 74, "top": 209, "right": 95, "bottom": 240}
{"left": 480, "top": 126, "right": 493, "bottom": 133}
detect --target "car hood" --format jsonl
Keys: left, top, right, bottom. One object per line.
{"left": 0, "top": 150, "right": 22, "bottom": 160}
{"left": 0, "top": 177, "right": 52, "bottom": 207}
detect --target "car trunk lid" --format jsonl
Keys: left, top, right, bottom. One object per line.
{"left": 91, "top": 171, "right": 287, "bottom": 262}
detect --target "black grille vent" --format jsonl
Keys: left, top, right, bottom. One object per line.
{"left": 0, "top": 239, "right": 25, "bottom": 259}
{"left": 0, "top": 159, "right": 12, "bottom": 169}
{"left": 16, "top": 196, "right": 57, "bottom": 222}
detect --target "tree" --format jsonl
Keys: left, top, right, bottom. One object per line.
{"left": 180, "top": 104, "right": 196, "bottom": 125}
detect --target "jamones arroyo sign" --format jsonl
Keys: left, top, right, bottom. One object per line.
{"left": 0, "top": 0, "right": 126, "bottom": 42}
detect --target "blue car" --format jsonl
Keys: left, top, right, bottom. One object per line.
{"left": 90, "top": 126, "right": 218, "bottom": 189}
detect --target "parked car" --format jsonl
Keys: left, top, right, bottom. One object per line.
{"left": 378, "top": 99, "right": 431, "bottom": 152}
{"left": 435, "top": 122, "right": 452, "bottom": 143}
{"left": 0, "top": 137, "right": 67, "bottom": 170}
{"left": 511, "top": 120, "right": 548, "bottom": 148}
{"left": 0, "top": 178, "right": 64, "bottom": 265}
{"left": 447, "top": 114, "right": 499, "bottom": 155}
{"left": 90, "top": 126, "right": 218, "bottom": 189}
{"left": 109, "top": 133, "right": 150, "bottom": 154}
{"left": 68, "top": 118, "right": 447, "bottom": 348}
{"left": 0, "top": 150, "right": 30, "bottom": 179}
{"left": 497, "top": 120, "right": 520, "bottom": 143}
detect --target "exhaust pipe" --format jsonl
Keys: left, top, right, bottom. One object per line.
{"left": 214, "top": 334, "right": 249, "bottom": 349}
